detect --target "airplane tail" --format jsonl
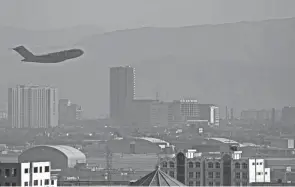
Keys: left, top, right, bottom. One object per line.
{"left": 12, "top": 46, "right": 35, "bottom": 59}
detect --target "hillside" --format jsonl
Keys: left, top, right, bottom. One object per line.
{"left": 1, "top": 18, "right": 295, "bottom": 117}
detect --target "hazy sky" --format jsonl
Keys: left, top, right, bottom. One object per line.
{"left": 1, "top": 0, "right": 295, "bottom": 31}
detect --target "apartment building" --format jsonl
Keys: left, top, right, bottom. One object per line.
{"left": 0, "top": 161, "right": 57, "bottom": 187}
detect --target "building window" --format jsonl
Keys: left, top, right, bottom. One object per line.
{"left": 196, "top": 181, "right": 201, "bottom": 186}
{"left": 169, "top": 161, "right": 174, "bottom": 168}
{"left": 45, "top": 179, "right": 49, "bottom": 185}
{"left": 215, "top": 182, "right": 221, "bottom": 186}
{"left": 169, "top": 171, "right": 174, "bottom": 178}
{"left": 252, "top": 162, "right": 255, "bottom": 165}
{"left": 24, "top": 168, "right": 29, "bottom": 173}
{"left": 189, "top": 172, "right": 193, "bottom": 178}
{"left": 162, "top": 161, "right": 167, "bottom": 168}
{"left": 45, "top": 166, "right": 50, "bottom": 172}
{"left": 242, "top": 182, "right": 248, "bottom": 186}
{"left": 196, "top": 172, "right": 200, "bottom": 179}
{"left": 208, "top": 172, "right": 213, "bottom": 178}
{"left": 11, "top": 183, "right": 16, "bottom": 186}
{"left": 215, "top": 162, "right": 220, "bottom": 168}
{"left": 195, "top": 162, "right": 201, "bottom": 168}
{"left": 208, "top": 181, "right": 213, "bottom": 186}
{"left": 236, "top": 172, "right": 241, "bottom": 179}
{"left": 33, "top": 167, "right": 38, "bottom": 173}
{"left": 242, "top": 172, "right": 248, "bottom": 179}
{"left": 188, "top": 162, "right": 194, "bottom": 168}
{"left": 39, "top": 166, "right": 42, "bottom": 173}
{"left": 257, "top": 172, "right": 261, "bottom": 175}
{"left": 0, "top": 169, "right": 2, "bottom": 176}
{"left": 216, "top": 172, "right": 220, "bottom": 178}
{"left": 40, "top": 180, "right": 42, "bottom": 186}
{"left": 236, "top": 182, "right": 241, "bottom": 186}
{"left": 260, "top": 162, "right": 263, "bottom": 165}
{"left": 188, "top": 181, "right": 193, "bottom": 186}
{"left": 24, "top": 182, "right": 29, "bottom": 186}
{"left": 11, "top": 168, "right": 17, "bottom": 177}
{"left": 235, "top": 163, "right": 241, "bottom": 169}
{"left": 51, "top": 180, "right": 55, "bottom": 185}
{"left": 34, "top": 180, "right": 38, "bottom": 186}
{"left": 242, "top": 163, "right": 248, "bottom": 169}
{"left": 5, "top": 169, "right": 10, "bottom": 177}
{"left": 208, "top": 162, "right": 213, "bottom": 168}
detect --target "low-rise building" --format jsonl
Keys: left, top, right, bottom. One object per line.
{"left": 0, "top": 161, "right": 57, "bottom": 187}
{"left": 159, "top": 148, "right": 254, "bottom": 186}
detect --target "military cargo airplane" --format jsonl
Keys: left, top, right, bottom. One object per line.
{"left": 13, "top": 45, "right": 84, "bottom": 63}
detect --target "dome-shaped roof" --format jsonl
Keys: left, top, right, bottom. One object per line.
{"left": 130, "top": 166, "right": 185, "bottom": 186}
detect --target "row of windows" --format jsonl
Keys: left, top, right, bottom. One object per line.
{"left": 188, "top": 181, "right": 201, "bottom": 186}
{"left": 163, "top": 161, "right": 248, "bottom": 169}
{"left": 0, "top": 182, "right": 17, "bottom": 186}
{"left": 235, "top": 172, "right": 248, "bottom": 179}
{"left": 235, "top": 162, "right": 248, "bottom": 169}
{"left": 257, "top": 171, "right": 268, "bottom": 175}
{"left": 0, "top": 168, "right": 17, "bottom": 177}
{"left": 207, "top": 162, "right": 220, "bottom": 169}
{"left": 32, "top": 166, "right": 50, "bottom": 173}
{"left": 207, "top": 171, "right": 220, "bottom": 179}
{"left": 188, "top": 171, "right": 201, "bottom": 178}
{"left": 252, "top": 162, "right": 263, "bottom": 166}
{"left": 27, "top": 179, "right": 54, "bottom": 186}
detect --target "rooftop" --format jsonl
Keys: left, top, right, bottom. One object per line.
{"left": 130, "top": 166, "right": 186, "bottom": 186}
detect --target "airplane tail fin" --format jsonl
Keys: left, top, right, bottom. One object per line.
{"left": 12, "top": 46, "right": 35, "bottom": 59}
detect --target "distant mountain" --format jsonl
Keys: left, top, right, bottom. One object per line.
{"left": 0, "top": 25, "right": 104, "bottom": 51}
{"left": 1, "top": 18, "right": 295, "bottom": 117}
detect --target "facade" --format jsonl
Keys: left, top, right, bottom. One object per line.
{"left": 110, "top": 66, "right": 135, "bottom": 126}
{"left": 130, "top": 100, "right": 169, "bottom": 127}
{"left": 160, "top": 150, "right": 250, "bottom": 186}
{"left": 167, "top": 101, "right": 184, "bottom": 127}
{"left": 150, "top": 101, "right": 169, "bottom": 127}
{"left": 198, "top": 104, "right": 220, "bottom": 126}
{"left": 248, "top": 158, "right": 271, "bottom": 183}
{"left": 8, "top": 84, "right": 58, "bottom": 128}
{"left": 210, "top": 106, "right": 220, "bottom": 126}
{"left": 18, "top": 145, "right": 86, "bottom": 170}
{"left": 0, "top": 161, "right": 57, "bottom": 187}
{"left": 131, "top": 99, "right": 155, "bottom": 127}
{"left": 59, "top": 99, "right": 83, "bottom": 124}
{"left": 58, "top": 99, "right": 70, "bottom": 124}
{"left": 180, "top": 98, "right": 199, "bottom": 120}
{"left": 282, "top": 106, "right": 295, "bottom": 126}
{"left": 240, "top": 109, "right": 281, "bottom": 122}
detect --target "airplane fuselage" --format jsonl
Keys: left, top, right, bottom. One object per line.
{"left": 22, "top": 49, "right": 84, "bottom": 63}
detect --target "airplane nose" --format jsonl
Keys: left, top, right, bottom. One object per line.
{"left": 79, "top": 50, "right": 84, "bottom": 55}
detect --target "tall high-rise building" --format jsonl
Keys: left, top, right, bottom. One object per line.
{"left": 8, "top": 84, "right": 58, "bottom": 128}
{"left": 109, "top": 66, "right": 135, "bottom": 125}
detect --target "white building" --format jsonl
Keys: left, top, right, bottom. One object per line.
{"left": 249, "top": 158, "right": 271, "bottom": 183}
{"left": 210, "top": 106, "right": 220, "bottom": 126}
{"left": 8, "top": 84, "right": 58, "bottom": 128}
{"left": 0, "top": 161, "right": 57, "bottom": 187}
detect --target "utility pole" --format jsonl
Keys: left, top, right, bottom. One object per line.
{"left": 106, "top": 145, "right": 113, "bottom": 185}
